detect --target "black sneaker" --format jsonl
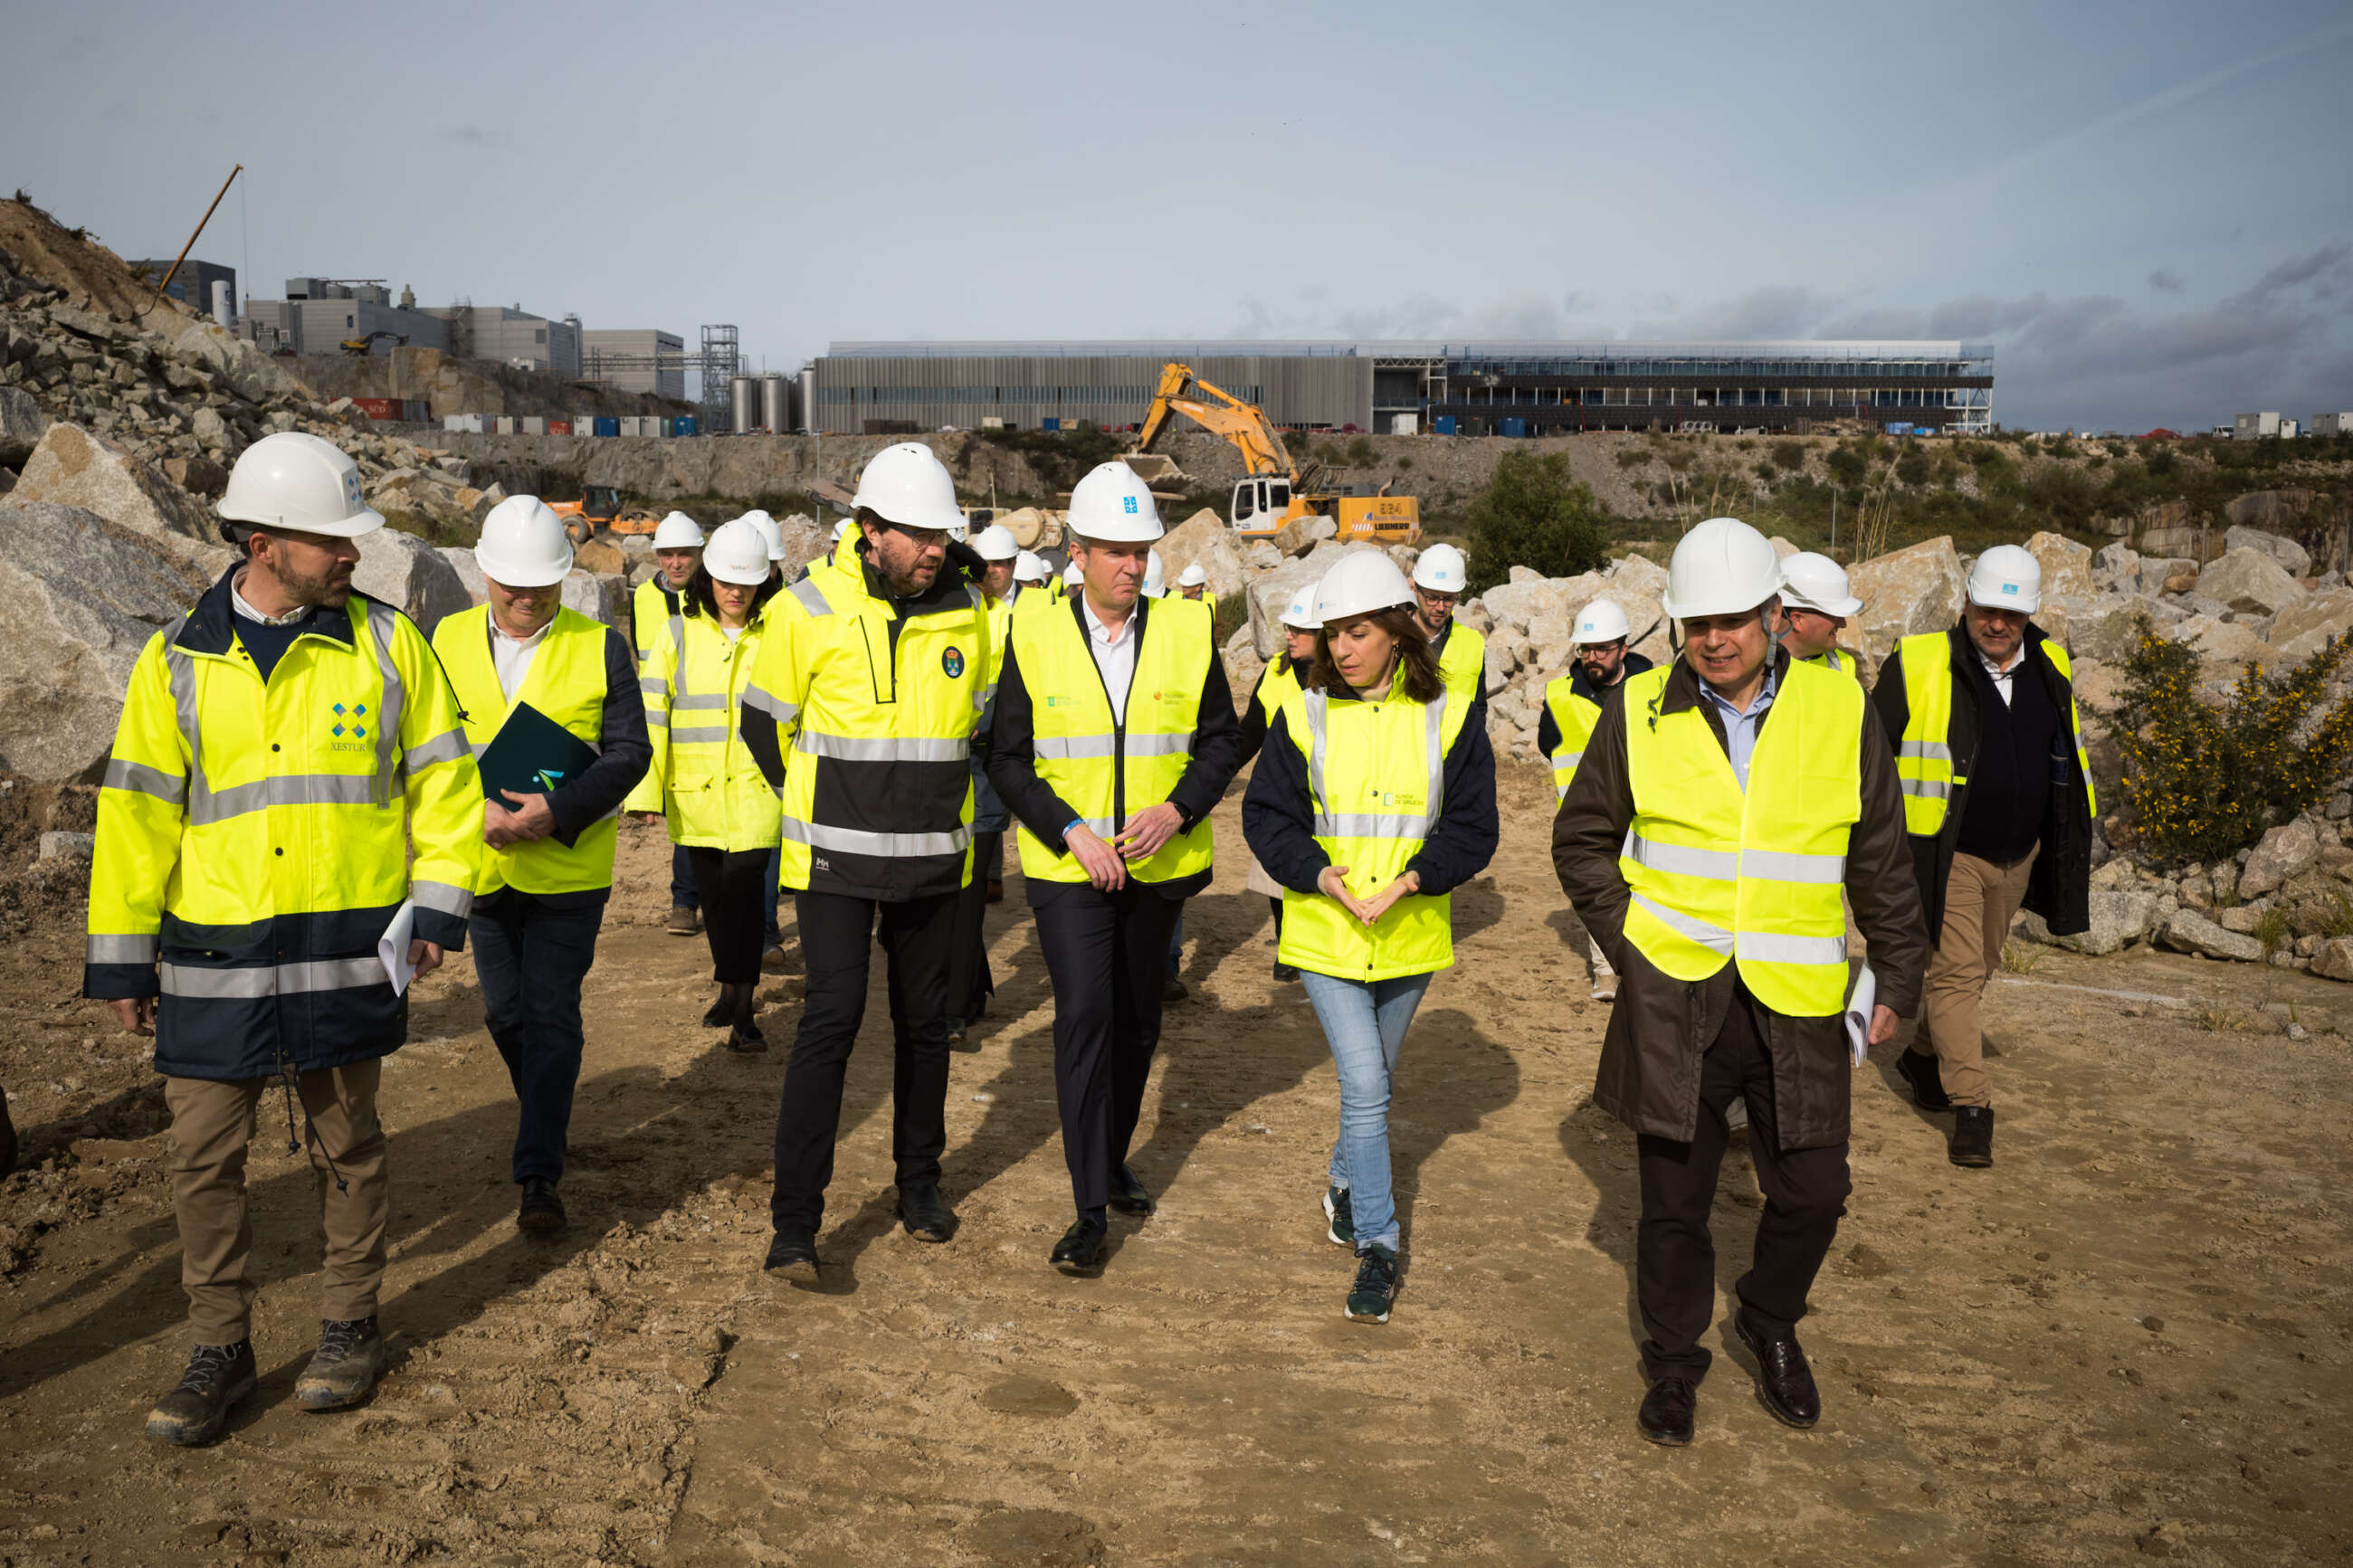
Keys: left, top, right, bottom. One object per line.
{"left": 764, "top": 1225, "right": 821, "bottom": 1283}
{"left": 1108, "top": 1164, "right": 1154, "bottom": 1215}
{"left": 897, "top": 1182, "right": 957, "bottom": 1242}
{"left": 518, "top": 1176, "right": 567, "bottom": 1235}
{"left": 1272, "top": 962, "right": 1300, "bottom": 983}
{"left": 146, "top": 1341, "right": 257, "bottom": 1446}
{"left": 1346, "top": 1244, "right": 1399, "bottom": 1323}
{"left": 295, "top": 1316, "right": 384, "bottom": 1411}
{"left": 1897, "top": 1048, "right": 1952, "bottom": 1113}
{"left": 1322, "top": 1186, "right": 1354, "bottom": 1248}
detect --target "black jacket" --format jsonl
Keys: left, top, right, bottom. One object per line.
{"left": 986, "top": 594, "right": 1244, "bottom": 903}
{"left": 1535, "top": 651, "right": 1655, "bottom": 756}
{"left": 1870, "top": 623, "right": 2091, "bottom": 938}
{"left": 1242, "top": 682, "right": 1500, "bottom": 898}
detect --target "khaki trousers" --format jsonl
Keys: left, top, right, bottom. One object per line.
{"left": 164, "top": 1060, "right": 388, "bottom": 1345}
{"left": 1920, "top": 848, "right": 2036, "bottom": 1108}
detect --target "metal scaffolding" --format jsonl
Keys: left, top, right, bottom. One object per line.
{"left": 697, "top": 325, "right": 740, "bottom": 423}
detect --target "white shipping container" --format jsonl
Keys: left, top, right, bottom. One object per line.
{"left": 521, "top": 416, "right": 547, "bottom": 435}
{"left": 444, "top": 413, "right": 466, "bottom": 432}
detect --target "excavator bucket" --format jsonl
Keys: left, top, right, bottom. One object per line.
{"left": 1119, "top": 452, "right": 1186, "bottom": 488}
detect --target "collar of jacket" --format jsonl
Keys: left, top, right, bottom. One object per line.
{"left": 1945, "top": 621, "right": 2063, "bottom": 693}
{"left": 852, "top": 547, "right": 977, "bottom": 618}
{"left": 1570, "top": 649, "right": 1651, "bottom": 705}
{"left": 1656, "top": 645, "right": 1789, "bottom": 717}
{"left": 176, "top": 564, "right": 361, "bottom": 658}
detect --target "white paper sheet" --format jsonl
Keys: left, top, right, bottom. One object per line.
{"left": 379, "top": 898, "right": 416, "bottom": 996}
{"left": 1844, "top": 963, "right": 1876, "bottom": 1066}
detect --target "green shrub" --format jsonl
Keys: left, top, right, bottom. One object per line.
{"left": 2145, "top": 447, "right": 2177, "bottom": 478}
{"left": 1824, "top": 445, "right": 1868, "bottom": 487}
{"left": 1345, "top": 435, "right": 1377, "bottom": 466}
{"left": 1894, "top": 450, "right": 1931, "bottom": 487}
{"left": 2101, "top": 618, "right": 2353, "bottom": 864}
{"left": 1615, "top": 449, "right": 1649, "bottom": 470}
{"left": 1770, "top": 442, "right": 1808, "bottom": 471}
{"left": 1462, "top": 451, "right": 1611, "bottom": 593}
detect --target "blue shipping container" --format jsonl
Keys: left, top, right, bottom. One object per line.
{"left": 672, "top": 415, "right": 698, "bottom": 437}
{"left": 1434, "top": 415, "right": 1457, "bottom": 436}
{"left": 1042, "top": 416, "right": 1062, "bottom": 432}
{"left": 1884, "top": 422, "right": 1913, "bottom": 436}
{"left": 593, "top": 417, "right": 620, "bottom": 438}
{"left": 1499, "top": 417, "right": 1529, "bottom": 439}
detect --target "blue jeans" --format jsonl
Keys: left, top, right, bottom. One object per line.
{"left": 470, "top": 889, "right": 606, "bottom": 1185}
{"left": 1299, "top": 968, "right": 1433, "bottom": 1253}
{"left": 670, "top": 845, "right": 698, "bottom": 912}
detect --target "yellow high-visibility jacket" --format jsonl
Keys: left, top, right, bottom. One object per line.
{"left": 625, "top": 606, "right": 781, "bottom": 852}
{"left": 1434, "top": 619, "right": 1487, "bottom": 705}
{"left": 631, "top": 575, "right": 685, "bottom": 667}
{"left": 83, "top": 573, "right": 481, "bottom": 1080}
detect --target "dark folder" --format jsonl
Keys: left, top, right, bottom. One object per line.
{"left": 475, "top": 702, "right": 601, "bottom": 849}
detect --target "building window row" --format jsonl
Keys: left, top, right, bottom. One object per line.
{"left": 1447, "top": 358, "right": 1982, "bottom": 379}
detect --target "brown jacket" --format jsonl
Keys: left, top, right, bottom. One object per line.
{"left": 1551, "top": 651, "right": 1929, "bottom": 1150}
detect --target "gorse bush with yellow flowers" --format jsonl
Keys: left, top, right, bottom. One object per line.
{"left": 2101, "top": 617, "right": 2353, "bottom": 866}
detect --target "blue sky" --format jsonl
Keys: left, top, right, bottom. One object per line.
{"left": 7, "top": 0, "right": 2348, "bottom": 432}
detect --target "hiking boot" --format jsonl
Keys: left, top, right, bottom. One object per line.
{"left": 764, "top": 1225, "right": 821, "bottom": 1283}
{"left": 146, "top": 1341, "right": 256, "bottom": 1446}
{"left": 897, "top": 1182, "right": 957, "bottom": 1242}
{"left": 668, "top": 905, "right": 700, "bottom": 936}
{"left": 1898, "top": 1048, "right": 1952, "bottom": 1113}
{"left": 1108, "top": 1164, "right": 1154, "bottom": 1215}
{"left": 518, "top": 1176, "right": 567, "bottom": 1236}
{"left": 1051, "top": 1215, "right": 1107, "bottom": 1275}
{"left": 1637, "top": 1376, "right": 1697, "bottom": 1446}
{"left": 295, "top": 1316, "right": 385, "bottom": 1411}
{"left": 1949, "top": 1105, "right": 1995, "bottom": 1167}
{"left": 1322, "top": 1185, "right": 1355, "bottom": 1248}
{"left": 1345, "top": 1243, "right": 1400, "bottom": 1324}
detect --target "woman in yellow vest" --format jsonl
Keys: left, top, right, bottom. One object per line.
{"left": 1242, "top": 584, "right": 1325, "bottom": 983}
{"left": 1243, "top": 551, "right": 1498, "bottom": 1325}
{"left": 433, "top": 497, "right": 651, "bottom": 1233}
{"left": 624, "top": 518, "right": 782, "bottom": 1050}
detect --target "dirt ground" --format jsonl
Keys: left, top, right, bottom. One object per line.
{"left": 1, "top": 762, "right": 2348, "bottom": 1566}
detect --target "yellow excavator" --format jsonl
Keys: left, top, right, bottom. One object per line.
{"left": 1129, "top": 362, "right": 1420, "bottom": 545}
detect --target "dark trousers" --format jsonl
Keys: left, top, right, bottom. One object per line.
{"left": 688, "top": 846, "right": 771, "bottom": 984}
{"left": 764, "top": 843, "right": 783, "bottom": 951}
{"left": 770, "top": 889, "right": 958, "bottom": 1231}
{"left": 670, "top": 844, "right": 699, "bottom": 911}
{"left": 1634, "top": 985, "right": 1852, "bottom": 1383}
{"left": 1034, "top": 883, "right": 1183, "bottom": 1212}
{"left": 946, "top": 832, "right": 1002, "bottom": 1022}
{"left": 469, "top": 889, "right": 606, "bottom": 1185}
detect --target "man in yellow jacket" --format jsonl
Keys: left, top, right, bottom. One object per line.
{"left": 745, "top": 443, "right": 996, "bottom": 1281}
{"left": 633, "top": 511, "right": 707, "bottom": 936}
{"left": 433, "top": 498, "right": 649, "bottom": 1237}
{"left": 84, "top": 432, "right": 481, "bottom": 1446}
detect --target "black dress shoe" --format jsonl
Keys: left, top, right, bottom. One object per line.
{"left": 1897, "top": 1048, "right": 1952, "bottom": 1112}
{"left": 518, "top": 1176, "right": 567, "bottom": 1235}
{"left": 725, "top": 1018, "right": 767, "bottom": 1053}
{"left": 1637, "top": 1376, "right": 1697, "bottom": 1446}
{"left": 1108, "top": 1164, "right": 1154, "bottom": 1215}
{"left": 897, "top": 1182, "right": 957, "bottom": 1242}
{"left": 763, "top": 1225, "right": 821, "bottom": 1282}
{"left": 701, "top": 997, "right": 731, "bottom": 1029}
{"left": 1949, "top": 1105, "right": 1995, "bottom": 1167}
{"left": 1734, "top": 1312, "right": 1822, "bottom": 1429}
{"left": 1051, "top": 1215, "right": 1107, "bottom": 1275}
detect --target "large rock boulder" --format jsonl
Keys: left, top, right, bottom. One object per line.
{"left": 2160, "top": 908, "right": 2263, "bottom": 963}
{"left": 1272, "top": 511, "right": 1337, "bottom": 558}
{"left": 0, "top": 503, "right": 219, "bottom": 784}
{"left": 1605, "top": 552, "right": 1670, "bottom": 603}
{"left": 2061, "top": 594, "right": 2175, "bottom": 664}
{"left": 2312, "top": 937, "right": 2353, "bottom": 984}
{"left": 2026, "top": 531, "right": 2095, "bottom": 602}
{"left": 0, "top": 385, "right": 50, "bottom": 466}
{"left": 2024, "top": 889, "right": 2158, "bottom": 956}
{"left": 773, "top": 513, "right": 830, "bottom": 581}
{"left": 2137, "top": 556, "right": 2197, "bottom": 596}
{"left": 1846, "top": 537, "right": 1965, "bottom": 661}
{"left": 2196, "top": 546, "right": 2306, "bottom": 617}
{"left": 2238, "top": 818, "right": 2321, "bottom": 898}
{"left": 2222, "top": 524, "right": 2311, "bottom": 578}
{"left": 2265, "top": 587, "right": 2353, "bottom": 651}
{"left": 2091, "top": 542, "right": 2139, "bottom": 591}
{"left": 561, "top": 569, "right": 627, "bottom": 630}
{"left": 437, "top": 546, "right": 489, "bottom": 605}
{"left": 11, "top": 422, "right": 222, "bottom": 560}
{"left": 1244, "top": 542, "right": 1350, "bottom": 657}
{"left": 353, "top": 527, "right": 471, "bottom": 636}
{"left": 1154, "top": 508, "right": 1251, "bottom": 601}
{"left": 2170, "top": 614, "right": 2269, "bottom": 669}
{"left": 1481, "top": 572, "right": 1600, "bottom": 635}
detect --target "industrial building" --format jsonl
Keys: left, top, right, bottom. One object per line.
{"left": 421, "top": 304, "right": 581, "bottom": 377}
{"left": 582, "top": 328, "right": 687, "bottom": 400}
{"left": 811, "top": 340, "right": 1996, "bottom": 437}
{"left": 131, "top": 258, "right": 237, "bottom": 322}
{"left": 239, "top": 280, "right": 449, "bottom": 356}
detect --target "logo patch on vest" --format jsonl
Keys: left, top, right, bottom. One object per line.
{"left": 327, "top": 699, "right": 371, "bottom": 750}
{"left": 941, "top": 646, "right": 966, "bottom": 679}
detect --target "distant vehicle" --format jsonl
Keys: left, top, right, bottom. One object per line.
{"left": 339, "top": 330, "right": 408, "bottom": 356}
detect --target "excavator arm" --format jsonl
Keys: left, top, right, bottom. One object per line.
{"left": 1132, "top": 363, "right": 1299, "bottom": 481}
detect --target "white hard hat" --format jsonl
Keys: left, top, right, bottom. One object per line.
{"left": 1313, "top": 550, "right": 1416, "bottom": 623}
{"left": 702, "top": 518, "right": 772, "bottom": 586}
{"left": 1281, "top": 585, "right": 1322, "bottom": 631}
{"left": 1662, "top": 517, "right": 1781, "bottom": 620}
{"left": 851, "top": 442, "right": 963, "bottom": 531}
{"left": 971, "top": 524, "right": 1019, "bottom": 561}
{"left": 1777, "top": 551, "right": 1862, "bottom": 617}
{"left": 736, "top": 510, "right": 786, "bottom": 563}
{"left": 1411, "top": 542, "right": 1467, "bottom": 594}
{"left": 1062, "top": 561, "right": 1083, "bottom": 584}
{"left": 1967, "top": 544, "right": 2043, "bottom": 614}
{"left": 1013, "top": 549, "right": 1048, "bottom": 583}
{"left": 1176, "top": 562, "right": 1208, "bottom": 588}
{"left": 474, "top": 495, "right": 575, "bottom": 588}
{"left": 1572, "top": 598, "right": 1632, "bottom": 646}
{"left": 652, "top": 511, "right": 706, "bottom": 550}
{"left": 832, "top": 518, "right": 854, "bottom": 543}
{"left": 1143, "top": 549, "right": 1167, "bottom": 598}
{"left": 217, "top": 431, "right": 383, "bottom": 538}
{"left": 1066, "top": 461, "right": 1164, "bottom": 542}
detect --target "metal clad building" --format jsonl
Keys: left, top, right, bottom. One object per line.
{"left": 583, "top": 328, "right": 687, "bottom": 400}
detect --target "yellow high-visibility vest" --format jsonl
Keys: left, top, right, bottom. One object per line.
{"left": 631, "top": 575, "right": 682, "bottom": 667}
{"left": 1010, "top": 595, "right": 1215, "bottom": 885}
{"left": 1435, "top": 620, "right": 1486, "bottom": 704}
{"left": 1803, "top": 648, "right": 1857, "bottom": 677}
{"left": 84, "top": 581, "right": 481, "bottom": 1079}
{"left": 1542, "top": 678, "right": 1601, "bottom": 803}
{"left": 1274, "top": 681, "right": 1469, "bottom": 981}
{"left": 624, "top": 609, "right": 779, "bottom": 852}
{"left": 433, "top": 604, "right": 618, "bottom": 896}
{"left": 1892, "top": 632, "right": 2094, "bottom": 839}
{"left": 1617, "top": 660, "right": 1862, "bottom": 1017}
{"left": 1253, "top": 652, "right": 1302, "bottom": 716}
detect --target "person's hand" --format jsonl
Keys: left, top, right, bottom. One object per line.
{"left": 1112, "top": 803, "right": 1184, "bottom": 862}
{"left": 1317, "top": 864, "right": 1374, "bottom": 924}
{"left": 409, "top": 940, "right": 445, "bottom": 981}
{"left": 630, "top": 811, "right": 663, "bottom": 826}
{"left": 1868, "top": 1004, "right": 1899, "bottom": 1047}
{"left": 109, "top": 997, "right": 156, "bottom": 1037}
{"left": 1356, "top": 870, "right": 1423, "bottom": 927}
{"left": 1064, "top": 824, "right": 1128, "bottom": 891}
{"left": 485, "top": 789, "right": 557, "bottom": 849}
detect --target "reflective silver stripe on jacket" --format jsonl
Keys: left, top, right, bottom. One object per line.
{"left": 795, "top": 732, "right": 969, "bottom": 763}
{"left": 639, "top": 678, "right": 666, "bottom": 698}
{"left": 1900, "top": 777, "right": 1952, "bottom": 800}
{"left": 1035, "top": 733, "right": 1119, "bottom": 760}
{"left": 1554, "top": 750, "right": 1585, "bottom": 770}
{"left": 363, "top": 602, "right": 407, "bottom": 806}
{"left": 789, "top": 577, "right": 834, "bottom": 617}
{"left": 1623, "top": 831, "right": 1843, "bottom": 886}
{"left": 670, "top": 726, "right": 731, "bottom": 745}
{"left": 102, "top": 757, "right": 187, "bottom": 807}
{"left": 88, "top": 933, "right": 159, "bottom": 965}
{"left": 186, "top": 772, "right": 380, "bottom": 826}
{"left": 1315, "top": 813, "right": 1430, "bottom": 840}
{"left": 741, "top": 683, "right": 800, "bottom": 725}
{"left": 1631, "top": 891, "right": 1736, "bottom": 955}
{"left": 410, "top": 879, "right": 472, "bottom": 919}
{"left": 780, "top": 818, "right": 969, "bottom": 858}
{"left": 160, "top": 955, "right": 387, "bottom": 999}
{"left": 1736, "top": 930, "right": 1851, "bottom": 966}
{"left": 1897, "top": 739, "right": 1953, "bottom": 762}
{"left": 405, "top": 727, "right": 469, "bottom": 772}
{"left": 1123, "top": 731, "right": 1194, "bottom": 758}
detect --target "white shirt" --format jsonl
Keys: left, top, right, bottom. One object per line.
{"left": 1080, "top": 594, "right": 1138, "bottom": 722}
{"left": 229, "top": 569, "right": 313, "bottom": 627}
{"left": 1979, "top": 646, "right": 2022, "bottom": 708}
{"left": 490, "top": 614, "right": 554, "bottom": 701}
